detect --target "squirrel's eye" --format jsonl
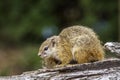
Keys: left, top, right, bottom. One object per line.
{"left": 44, "top": 46, "right": 48, "bottom": 51}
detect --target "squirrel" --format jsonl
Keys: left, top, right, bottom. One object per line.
{"left": 38, "top": 25, "right": 104, "bottom": 69}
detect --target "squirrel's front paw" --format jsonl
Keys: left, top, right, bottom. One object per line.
{"left": 54, "top": 64, "right": 66, "bottom": 68}
{"left": 55, "top": 64, "right": 74, "bottom": 68}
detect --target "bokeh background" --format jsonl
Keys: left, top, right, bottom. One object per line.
{"left": 0, "top": 0, "right": 119, "bottom": 76}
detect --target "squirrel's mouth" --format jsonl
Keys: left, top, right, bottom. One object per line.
{"left": 41, "top": 55, "right": 47, "bottom": 58}
{"left": 39, "top": 52, "right": 48, "bottom": 58}
{"left": 38, "top": 52, "right": 46, "bottom": 58}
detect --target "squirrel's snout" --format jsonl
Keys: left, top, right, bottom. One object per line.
{"left": 38, "top": 53, "right": 41, "bottom": 56}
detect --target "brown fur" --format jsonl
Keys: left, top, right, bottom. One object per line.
{"left": 38, "top": 25, "right": 104, "bottom": 68}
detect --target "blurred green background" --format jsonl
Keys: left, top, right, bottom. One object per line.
{"left": 0, "top": 0, "right": 119, "bottom": 76}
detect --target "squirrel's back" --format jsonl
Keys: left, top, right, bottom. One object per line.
{"left": 60, "top": 25, "right": 96, "bottom": 37}
{"left": 59, "top": 25, "right": 100, "bottom": 47}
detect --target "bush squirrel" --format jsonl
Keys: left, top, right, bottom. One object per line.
{"left": 38, "top": 25, "right": 104, "bottom": 68}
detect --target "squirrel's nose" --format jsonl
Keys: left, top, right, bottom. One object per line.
{"left": 38, "top": 53, "right": 41, "bottom": 56}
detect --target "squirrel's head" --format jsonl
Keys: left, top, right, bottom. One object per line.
{"left": 38, "top": 36, "right": 61, "bottom": 58}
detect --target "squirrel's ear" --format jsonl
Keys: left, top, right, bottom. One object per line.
{"left": 50, "top": 36, "right": 60, "bottom": 47}
{"left": 51, "top": 38, "right": 56, "bottom": 47}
